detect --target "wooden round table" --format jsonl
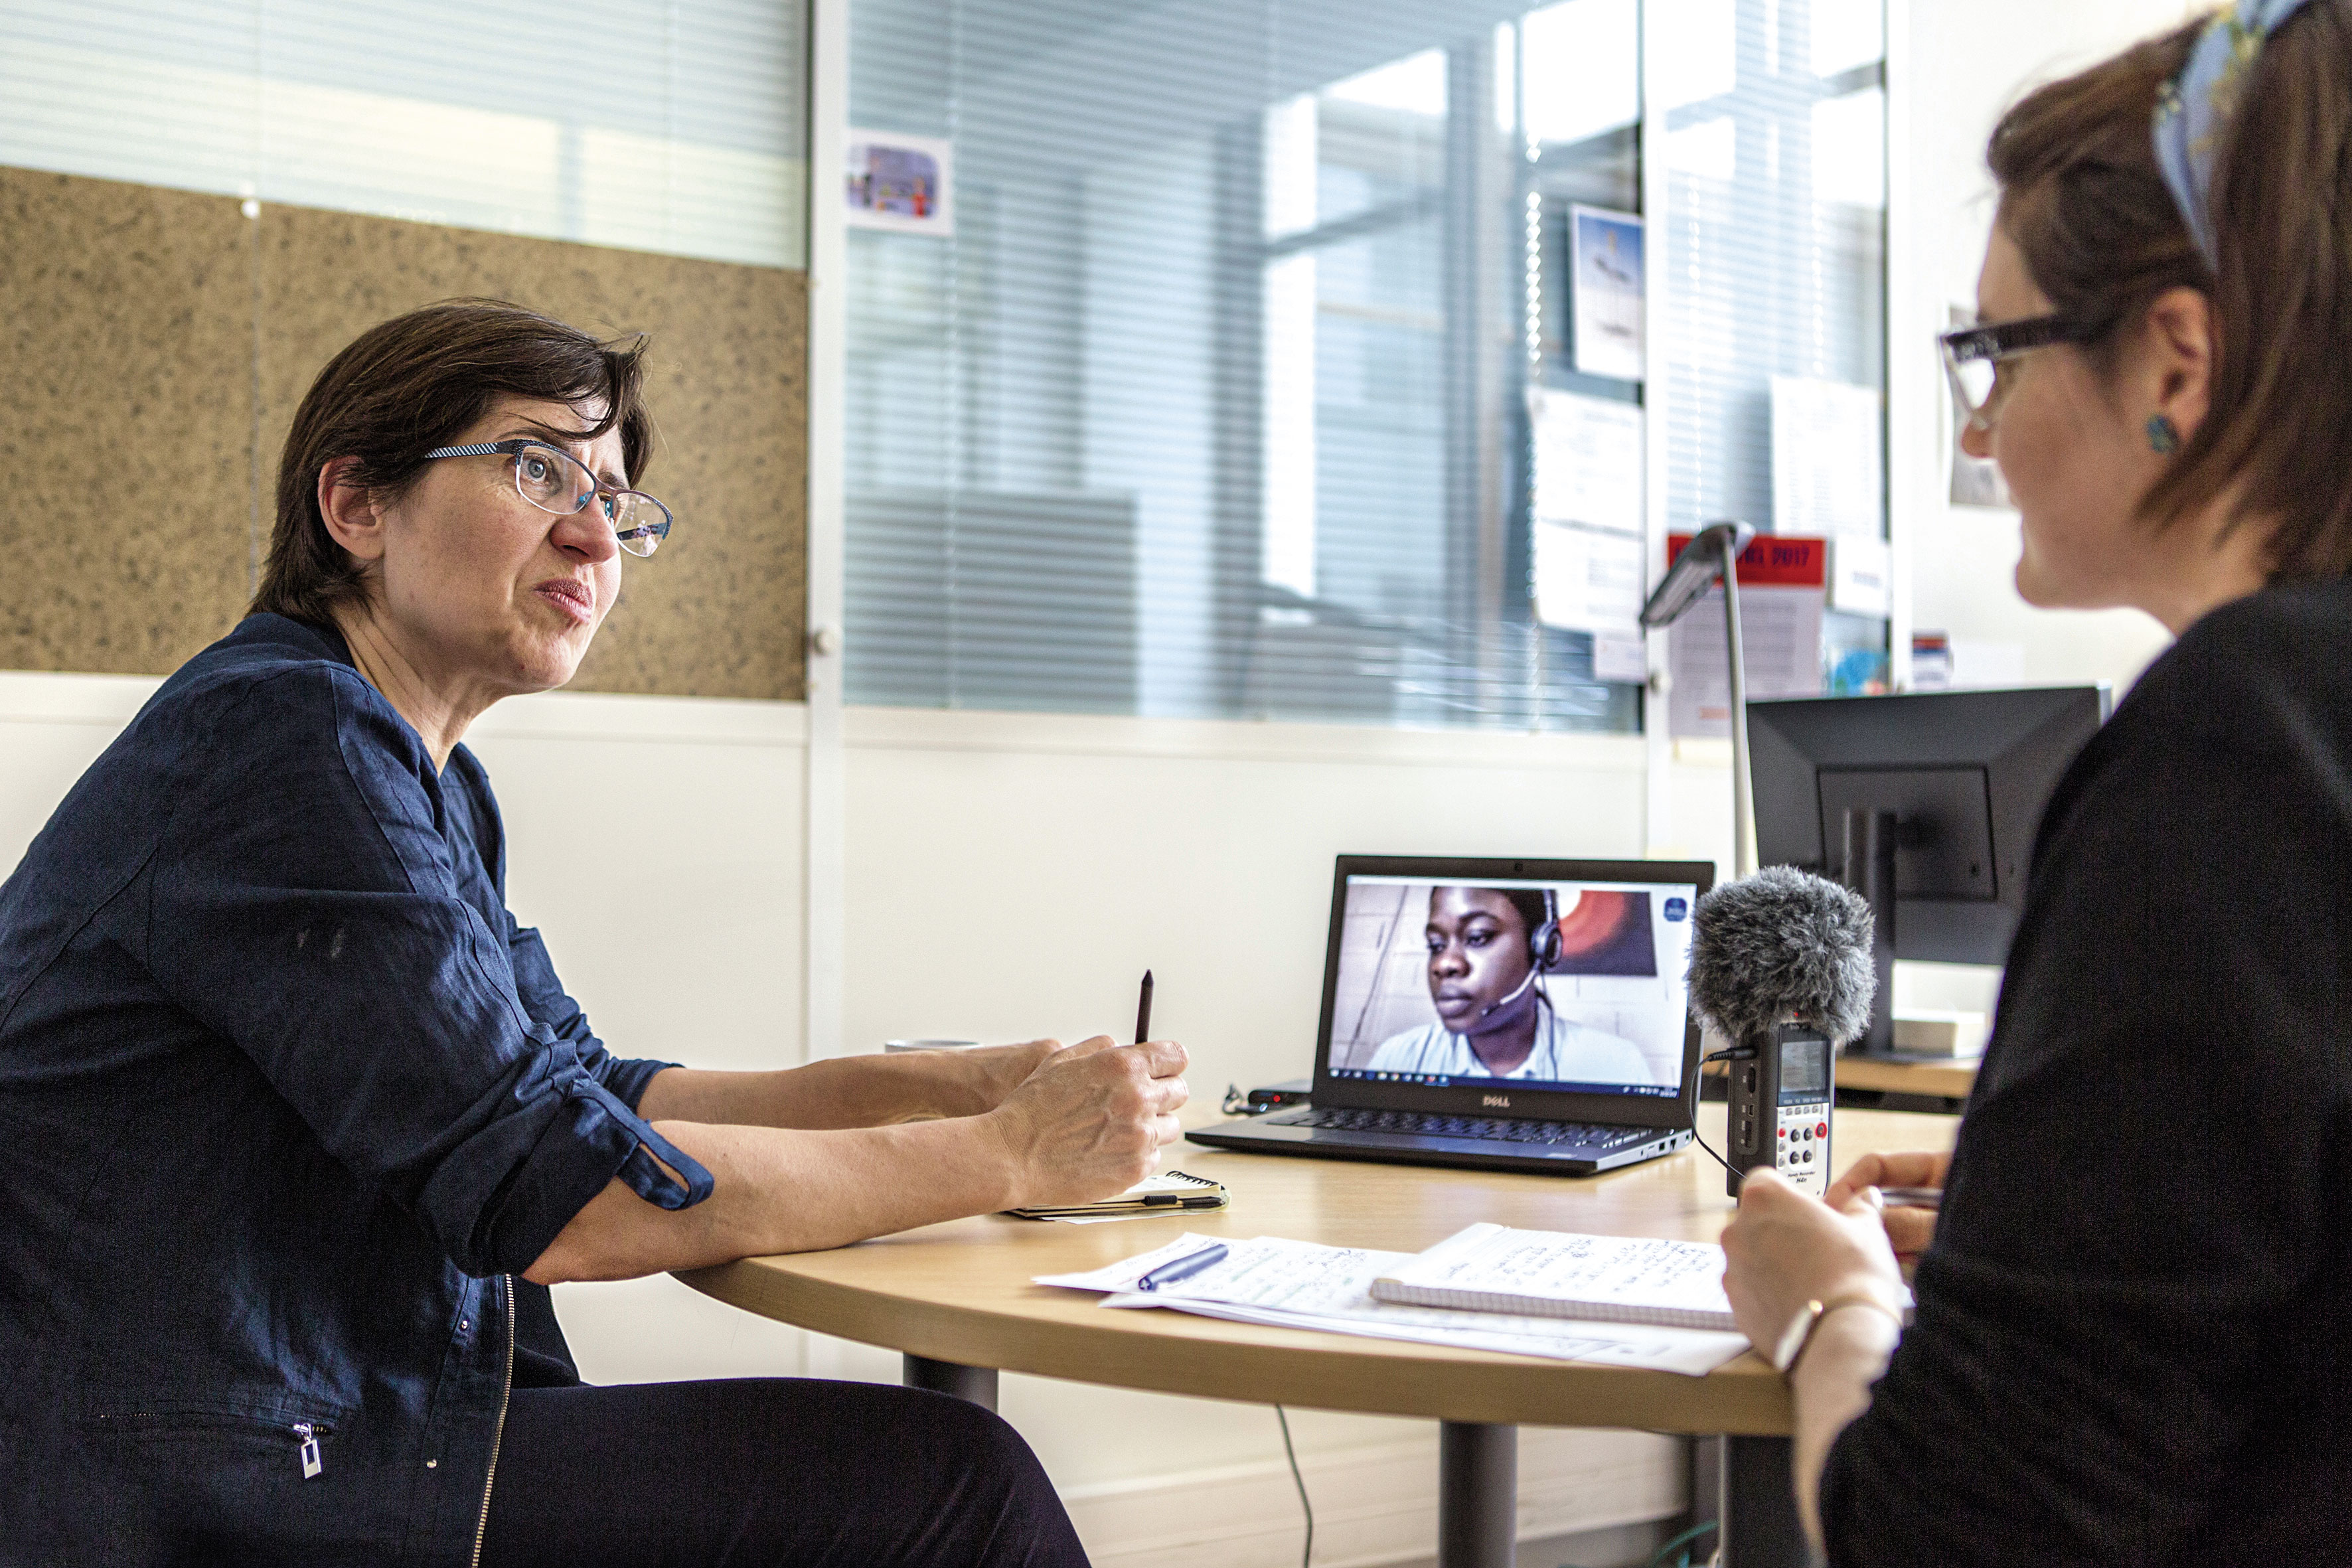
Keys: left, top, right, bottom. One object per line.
{"left": 679, "top": 1103, "right": 1956, "bottom": 1568}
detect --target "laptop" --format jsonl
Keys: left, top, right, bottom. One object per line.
{"left": 1188, "top": 855, "right": 1714, "bottom": 1176}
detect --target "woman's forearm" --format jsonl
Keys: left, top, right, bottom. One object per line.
{"left": 635, "top": 1055, "right": 994, "bottom": 1131}
{"left": 1788, "top": 1306, "right": 1902, "bottom": 1546}
{"left": 528, "top": 1038, "right": 1190, "bottom": 1284}
{"left": 523, "top": 1114, "right": 1022, "bottom": 1283}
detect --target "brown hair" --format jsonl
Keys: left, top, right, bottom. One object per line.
{"left": 254, "top": 298, "right": 655, "bottom": 626}
{"left": 1988, "top": 1, "right": 2352, "bottom": 578}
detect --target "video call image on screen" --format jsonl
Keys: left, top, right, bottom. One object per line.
{"left": 1323, "top": 876, "right": 1696, "bottom": 1097}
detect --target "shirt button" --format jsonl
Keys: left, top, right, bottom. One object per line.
{"left": 426, "top": 1459, "right": 438, "bottom": 1469}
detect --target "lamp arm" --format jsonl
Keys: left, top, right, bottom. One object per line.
{"left": 1721, "top": 534, "right": 1757, "bottom": 878}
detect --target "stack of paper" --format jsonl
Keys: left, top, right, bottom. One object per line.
{"left": 1370, "top": 1223, "right": 1739, "bottom": 1329}
{"left": 1035, "top": 1233, "right": 1752, "bottom": 1376}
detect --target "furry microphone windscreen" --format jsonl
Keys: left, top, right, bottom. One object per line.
{"left": 1686, "top": 866, "right": 1877, "bottom": 1046}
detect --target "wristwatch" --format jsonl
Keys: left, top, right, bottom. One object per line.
{"left": 1770, "top": 1291, "right": 1903, "bottom": 1375}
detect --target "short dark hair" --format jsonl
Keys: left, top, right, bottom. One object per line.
{"left": 253, "top": 299, "right": 655, "bottom": 626}
{"left": 1987, "top": 3, "right": 2352, "bottom": 578}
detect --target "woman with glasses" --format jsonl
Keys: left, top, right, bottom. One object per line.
{"left": 0, "top": 298, "right": 1182, "bottom": 1565}
{"left": 1720, "top": 3, "right": 2352, "bottom": 1563}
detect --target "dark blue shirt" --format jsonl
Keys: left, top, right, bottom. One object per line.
{"left": 0, "top": 614, "right": 712, "bottom": 1567}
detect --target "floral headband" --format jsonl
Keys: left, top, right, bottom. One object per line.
{"left": 2153, "top": 0, "right": 2317, "bottom": 267}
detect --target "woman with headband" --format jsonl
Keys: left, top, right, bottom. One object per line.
{"left": 1720, "top": 2, "right": 2352, "bottom": 1561}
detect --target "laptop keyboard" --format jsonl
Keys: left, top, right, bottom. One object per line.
{"left": 1283, "top": 1107, "right": 1651, "bottom": 1150}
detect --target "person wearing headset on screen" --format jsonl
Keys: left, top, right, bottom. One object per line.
{"left": 1363, "top": 887, "right": 1652, "bottom": 1082}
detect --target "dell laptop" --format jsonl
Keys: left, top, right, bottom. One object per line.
{"left": 1189, "top": 854, "right": 1714, "bottom": 1176}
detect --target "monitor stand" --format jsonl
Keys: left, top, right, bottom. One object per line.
{"left": 1840, "top": 808, "right": 1903, "bottom": 1055}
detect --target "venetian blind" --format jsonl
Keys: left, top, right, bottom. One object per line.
{"left": 0, "top": 0, "right": 807, "bottom": 268}
{"left": 843, "top": 0, "right": 1884, "bottom": 729}
{"left": 1655, "top": 0, "right": 1887, "bottom": 540}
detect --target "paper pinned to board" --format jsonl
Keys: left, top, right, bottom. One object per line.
{"left": 1770, "top": 375, "right": 1883, "bottom": 538}
{"left": 1036, "top": 1234, "right": 1751, "bottom": 1376}
{"left": 1530, "top": 390, "right": 1650, "bottom": 684}
{"left": 1664, "top": 532, "right": 1828, "bottom": 739}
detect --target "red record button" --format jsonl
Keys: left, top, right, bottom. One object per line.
{"left": 1816, "top": 1122, "right": 1829, "bottom": 1137}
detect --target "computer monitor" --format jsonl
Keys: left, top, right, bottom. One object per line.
{"left": 1747, "top": 686, "right": 2110, "bottom": 1054}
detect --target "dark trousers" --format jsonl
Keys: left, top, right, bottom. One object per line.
{"left": 480, "top": 1379, "right": 1091, "bottom": 1567}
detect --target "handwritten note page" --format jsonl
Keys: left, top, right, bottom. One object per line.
{"left": 1035, "top": 1235, "right": 1750, "bottom": 1377}
{"left": 1395, "top": 1225, "right": 1732, "bottom": 1318}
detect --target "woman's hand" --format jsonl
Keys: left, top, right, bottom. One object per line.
{"left": 985, "top": 1037, "right": 1189, "bottom": 1207}
{"left": 1720, "top": 1168, "right": 1905, "bottom": 1358}
{"left": 933, "top": 1038, "right": 1064, "bottom": 1118}
{"left": 1824, "top": 1150, "right": 1950, "bottom": 1263}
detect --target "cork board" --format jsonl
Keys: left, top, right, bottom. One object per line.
{"left": 0, "top": 166, "right": 807, "bottom": 700}
{"left": 0, "top": 169, "right": 256, "bottom": 674}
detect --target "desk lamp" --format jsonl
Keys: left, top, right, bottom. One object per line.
{"left": 1640, "top": 520, "right": 1759, "bottom": 876}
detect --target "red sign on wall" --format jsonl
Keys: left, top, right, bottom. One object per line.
{"left": 1664, "top": 532, "right": 1828, "bottom": 588}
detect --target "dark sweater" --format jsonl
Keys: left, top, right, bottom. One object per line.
{"left": 1822, "top": 580, "right": 2352, "bottom": 1565}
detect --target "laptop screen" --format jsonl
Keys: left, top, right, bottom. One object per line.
{"left": 1321, "top": 872, "right": 1699, "bottom": 1101}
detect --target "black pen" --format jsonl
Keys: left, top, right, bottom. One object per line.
{"left": 1133, "top": 969, "right": 1154, "bottom": 1045}
{"left": 1137, "top": 1242, "right": 1227, "bottom": 1292}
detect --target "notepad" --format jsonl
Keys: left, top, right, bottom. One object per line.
{"left": 1006, "top": 1169, "right": 1229, "bottom": 1222}
{"left": 1370, "top": 1222, "right": 1739, "bottom": 1330}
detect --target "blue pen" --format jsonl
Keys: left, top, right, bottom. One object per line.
{"left": 1136, "top": 1243, "right": 1228, "bottom": 1292}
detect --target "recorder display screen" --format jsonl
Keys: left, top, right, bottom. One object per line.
{"left": 1780, "top": 1038, "right": 1830, "bottom": 1096}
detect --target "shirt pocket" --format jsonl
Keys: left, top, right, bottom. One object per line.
{"left": 80, "top": 1397, "right": 349, "bottom": 1482}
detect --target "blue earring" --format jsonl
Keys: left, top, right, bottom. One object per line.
{"left": 2146, "top": 414, "right": 2181, "bottom": 455}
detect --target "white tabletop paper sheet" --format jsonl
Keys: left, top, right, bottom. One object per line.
{"left": 1034, "top": 1234, "right": 1752, "bottom": 1377}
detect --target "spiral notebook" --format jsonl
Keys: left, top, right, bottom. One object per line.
{"left": 1006, "top": 1170, "right": 1229, "bottom": 1222}
{"left": 1368, "top": 1222, "right": 1738, "bottom": 1330}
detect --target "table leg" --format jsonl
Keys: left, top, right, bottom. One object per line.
{"left": 1437, "top": 1421, "right": 1516, "bottom": 1568}
{"left": 902, "top": 1353, "right": 998, "bottom": 1411}
{"left": 1719, "top": 1435, "right": 1819, "bottom": 1568}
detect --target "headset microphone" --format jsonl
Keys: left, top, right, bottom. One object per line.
{"left": 1686, "top": 866, "right": 1877, "bottom": 1197}
{"left": 1476, "top": 964, "right": 1543, "bottom": 1020}
{"left": 1474, "top": 888, "right": 1561, "bottom": 1022}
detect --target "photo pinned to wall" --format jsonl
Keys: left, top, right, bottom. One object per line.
{"left": 846, "top": 131, "right": 954, "bottom": 236}
{"left": 1948, "top": 304, "right": 2013, "bottom": 508}
{"left": 1571, "top": 206, "right": 1644, "bottom": 382}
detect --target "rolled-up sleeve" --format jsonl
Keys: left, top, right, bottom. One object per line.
{"left": 502, "top": 909, "right": 676, "bottom": 1113}
{"left": 145, "top": 668, "right": 710, "bottom": 1277}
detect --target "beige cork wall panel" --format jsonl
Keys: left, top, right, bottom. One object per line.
{"left": 256, "top": 205, "right": 807, "bottom": 700}
{"left": 0, "top": 165, "right": 807, "bottom": 699}
{"left": 0, "top": 167, "right": 256, "bottom": 674}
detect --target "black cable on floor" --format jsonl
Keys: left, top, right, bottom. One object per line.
{"left": 1275, "top": 1405, "right": 1313, "bottom": 1567}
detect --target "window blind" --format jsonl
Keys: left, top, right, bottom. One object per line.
{"left": 1, "top": 0, "right": 807, "bottom": 268}
{"left": 848, "top": 0, "right": 1627, "bottom": 727}
{"left": 1656, "top": 0, "right": 1886, "bottom": 536}
{"left": 844, "top": 0, "right": 1885, "bottom": 728}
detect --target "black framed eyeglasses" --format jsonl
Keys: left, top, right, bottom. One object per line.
{"left": 422, "top": 439, "right": 674, "bottom": 558}
{"left": 1938, "top": 314, "right": 2103, "bottom": 431}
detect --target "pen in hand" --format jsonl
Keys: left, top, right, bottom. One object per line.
{"left": 1133, "top": 969, "right": 1153, "bottom": 1045}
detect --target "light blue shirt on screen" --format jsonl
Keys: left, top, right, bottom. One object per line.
{"left": 1364, "top": 1006, "right": 1654, "bottom": 1085}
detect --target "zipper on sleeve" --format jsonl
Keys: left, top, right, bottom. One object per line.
{"left": 469, "top": 1275, "right": 516, "bottom": 1568}
{"left": 294, "top": 1421, "right": 323, "bottom": 1479}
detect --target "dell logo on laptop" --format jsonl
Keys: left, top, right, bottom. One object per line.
{"left": 1482, "top": 1095, "right": 1510, "bottom": 1108}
